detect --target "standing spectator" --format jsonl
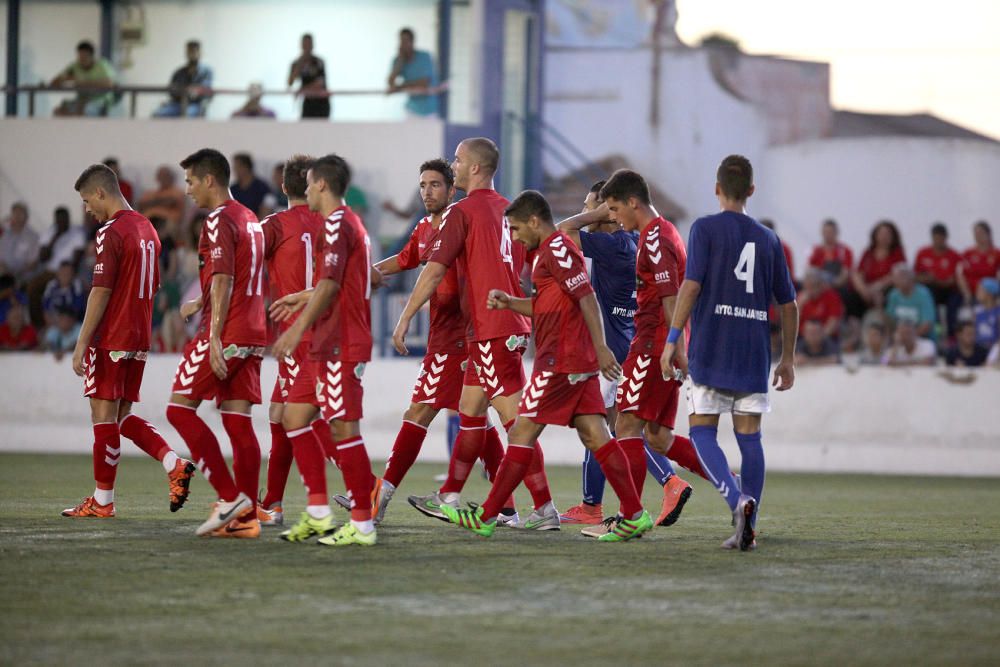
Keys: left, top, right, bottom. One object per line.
{"left": 849, "top": 220, "right": 906, "bottom": 315}
{"left": 957, "top": 221, "right": 1000, "bottom": 304}
{"left": 808, "top": 218, "right": 853, "bottom": 290}
{"left": 797, "top": 268, "right": 844, "bottom": 339}
{"left": 858, "top": 321, "right": 887, "bottom": 365}
{"left": 0, "top": 304, "right": 38, "bottom": 351}
{"left": 885, "top": 263, "right": 937, "bottom": 339}
{"left": 944, "top": 321, "right": 990, "bottom": 367}
{"left": 50, "top": 40, "right": 116, "bottom": 117}
{"left": 137, "top": 166, "right": 186, "bottom": 226}
{"left": 387, "top": 27, "right": 440, "bottom": 117}
{"left": 261, "top": 162, "right": 289, "bottom": 217}
{"left": 230, "top": 152, "right": 272, "bottom": 216}
{"left": 42, "top": 260, "right": 87, "bottom": 324}
{"left": 103, "top": 158, "right": 133, "bottom": 204}
{"left": 0, "top": 202, "right": 40, "bottom": 279}
{"left": 45, "top": 307, "right": 81, "bottom": 360}
{"left": 288, "top": 33, "right": 330, "bottom": 119}
{"left": 883, "top": 319, "right": 936, "bottom": 367}
{"left": 230, "top": 82, "right": 276, "bottom": 119}
{"left": 153, "top": 40, "right": 213, "bottom": 118}
{"left": 914, "top": 222, "right": 962, "bottom": 335}
{"left": 0, "top": 274, "right": 29, "bottom": 327}
{"left": 795, "top": 319, "right": 840, "bottom": 366}
{"left": 973, "top": 277, "right": 1000, "bottom": 348}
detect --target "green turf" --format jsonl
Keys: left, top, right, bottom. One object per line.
{"left": 1, "top": 453, "right": 998, "bottom": 666}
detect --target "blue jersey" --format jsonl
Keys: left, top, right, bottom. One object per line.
{"left": 685, "top": 211, "right": 796, "bottom": 393}
{"left": 580, "top": 230, "right": 638, "bottom": 363}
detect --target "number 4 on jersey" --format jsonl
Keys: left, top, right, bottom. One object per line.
{"left": 734, "top": 242, "right": 756, "bottom": 294}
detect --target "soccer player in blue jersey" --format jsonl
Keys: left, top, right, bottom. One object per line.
{"left": 662, "top": 155, "right": 799, "bottom": 552}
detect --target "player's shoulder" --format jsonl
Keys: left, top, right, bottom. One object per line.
{"left": 219, "top": 199, "right": 256, "bottom": 224}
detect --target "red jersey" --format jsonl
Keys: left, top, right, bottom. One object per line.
{"left": 858, "top": 247, "right": 906, "bottom": 283}
{"left": 781, "top": 241, "right": 795, "bottom": 282}
{"left": 530, "top": 231, "right": 597, "bottom": 373}
{"left": 429, "top": 189, "right": 530, "bottom": 343}
{"left": 960, "top": 246, "right": 1000, "bottom": 294}
{"left": 310, "top": 206, "right": 372, "bottom": 362}
{"left": 91, "top": 210, "right": 160, "bottom": 351}
{"left": 798, "top": 287, "right": 844, "bottom": 334}
{"left": 197, "top": 200, "right": 266, "bottom": 345}
{"left": 262, "top": 204, "right": 325, "bottom": 340}
{"left": 914, "top": 245, "right": 961, "bottom": 283}
{"left": 398, "top": 215, "right": 466, "bottom": 355}
{"left": 0, "top": 323, "right": 38, "bottom": 350}
{"left": 633, "top": 217, "right": 685, "bottom": 353}
{"left": 809, "top": 242, "right": 853, "bottom": 276}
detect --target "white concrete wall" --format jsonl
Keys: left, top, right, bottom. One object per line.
{"left": 1, "top": 353, "right": 997, "bottom": 477}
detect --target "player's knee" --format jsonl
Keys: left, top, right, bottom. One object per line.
{"left": 614, "top": 412, "right": 642, "bottom": 438}
{"left": 403, "top": 403, "right": 436, "bottom": 427}
{"left": 645, "top": 428, "right": 673, "bottom": 454}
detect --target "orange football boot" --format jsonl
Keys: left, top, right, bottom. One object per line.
{"left": 167, "top": 459, "right": 196, "bottom": 512}
{"left": 61, "top": 496, "right": 116, "bottom": 518}
{"left": 209, "top": 513, "right": 261, "bottom": 539}
{"left": 559, "top": 502, "right": 604, "bottom": 524}
{"left": 655, "top": 475, "right": 693, "bottom": 526}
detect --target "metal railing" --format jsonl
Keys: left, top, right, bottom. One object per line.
{"left": 505, "top": 110, "right": 605, "bottom": 189}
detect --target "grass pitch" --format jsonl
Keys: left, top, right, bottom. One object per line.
{"left": 1, "top": 452, "right": 998, "bottom": 666}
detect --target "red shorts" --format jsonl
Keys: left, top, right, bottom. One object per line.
{"left": 269, "top": 345, "right": 309, "bottom": 404}
{"left": 171, "top": 337, "right": 263, "bottom": 406}
{"left": 83, "top": 348, "right": 146, "bottom": 403}
{"left": 411, "top": 351, "right": 465, "bottom": 411}
{"left": 465, "top": 335, "right": 528, "bottom": 399}
{"left": 519, "top": 370, "right": 605, "bottom": 427}
{"left": 286, "top": 357, "right": 365, "bottom": 423}
{"left": 615, "top": 350, "right": 680, "bottom": 429}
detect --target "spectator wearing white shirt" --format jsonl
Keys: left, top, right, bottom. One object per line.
{"left": 0, "top": 202, "right": 40, "bottom": 280}
{"left": 883, "top": 319, "right": 937, "bottom": 367}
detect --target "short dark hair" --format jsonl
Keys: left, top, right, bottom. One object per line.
{"left": 77, "top": 40, "right": 95, "bottom": 54}
{"left": 283, "top": 154, "right": 313, "bottom": 199}
{"left": 760, "top": 218, "right": 775, "bottom": 231}
{"left": 600, "top": 169, "right": 651, "bottom": 205}
{"left": 55, "top": 206, "right": 70, "bottom": 221}
{"left": 180, "top": 148, "right": 230, "bottom": 185}
{"left": 716, "top": 154, "right": 753, "bottom": 201}
{"left": 931, "top": 222, "right": 948, "bottom": 237}
{"left": 186, "top": 40, "right": 201, "bottom": 50}
{"left": 233, "top": 152, "right": 253, "bottom": 172}
{"left": 956, "top": 320, "right": 975, "bottom": 334}
{"left": 974, "top": 220, "right": 992, "bottom": 241}
{"left": 589, "top": 180, "right": 606, "bottom": 195}
{"left": 74, "top": 163, "right": 120, "bottom": 194}
{"left": 400, "top": 28, "right": 415, "bottom": 40}
{"left": 504, "top": 190, "right": 553, "bottom": 224}
{"left": 823, "top": 218, "right": 838, "bottom": 230}
{"left": 419, "top": 158, "right": 455, "bottom": 189}
{"left": 462, "top": 137, "right": 500, "bottom": 174}
{"left": 309, "top": 154, "right": 351, "bottom": 197}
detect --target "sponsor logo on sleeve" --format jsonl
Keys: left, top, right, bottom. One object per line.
{"left": 211, "top": 247, "right": 223, "bottom": 260}
{"left": 654, "top": 270, "right": 671, "bottom": 284}
{"left": 94, "top": 263, "right": 104, "bottom": 274}
{"left": 563, "top": 272, "right": 589, "bottom": 291}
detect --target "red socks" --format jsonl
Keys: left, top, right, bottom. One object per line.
{"left": 481, "top": 424, "right": 516, "bottom": 511}
{"left": 618, "top": 436, "right": 647, "bottom": 498}
{"left": 166, "top": 404, "right": 239, "bottom": 502}
{"left": 313, "top": 420, "right": 339, "bottom": 468}
{"left": 439, "top": 413, "right": 487, "bottom": 494}
{"left": 221, "top": 412, "right": 261, "bottom": 512}
{"left": 524, "top": 444, "right": 552, "bottom": 509}
{"left": 383, "top": 420, "right": 428, "bottom": 488}
{"left": 336, "top": 436, "right": 375, "bottom": 522}
{"left": 92, "top": 422, "right": 120, "bottom": 490}
{"left": 286, "top": 425, "right": 328, "bottom": 506}
{"left": 595, "top": 439, "right": 642, "bottom": 518}
{"left": 668, "top": 435, "right": 710, "bottom": 482}
{"left": 262, "top": 421, "right": 294, "bottom": 508}
{"left": 119, "top": 414, "right": 170, "bottom": 461}
{"left": 480, "top": 444, "right": 534, "bottom": 521}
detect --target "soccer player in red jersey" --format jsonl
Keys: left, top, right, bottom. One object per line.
{"left": 441, "top": 190, "right": 653, "bottom": 541}
{"left": 270, "top": 154, "right": 377, "bottom": 546}
{"left": 393, "top": 138, "right": 556, "bottom": 529}
{"left": 63, "top": 164, "right": 195, "bottom": 518}
{"left": 165, "top": 149, "right": 267, "bottom": 538}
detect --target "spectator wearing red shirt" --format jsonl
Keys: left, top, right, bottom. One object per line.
{"left": 798, "top": 268, "right": 844, "bottom": 339}
{"left": 914, "top": 222, "right": 962, "bottom": 336}
{"left": 957, "top": 220, "right": 1000, "bottom": 304}
{"left": 0, "top": 304, "right": 39, "bottom": 351}
{"left": 808, "top": 219, "right": 853, "bottom": 290}
{"left": 761, "top": 218, "right": 795, "bottom": 285}
{"left": 848, "top": 219, "right": 905, "bottom": 317}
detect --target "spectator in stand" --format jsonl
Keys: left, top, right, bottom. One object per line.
{"left": 808, "top": 218, "right": 853, "bottom": 290}
{"left": 387, "top": 27, "right": 440, "bottom": 117}
{"left": 957, "top": 221, "right": 1000, "bottom": 304}
{"left": 795, "top": 319, "right": 840, "bottom": 366}
{"left": 288, "top": 33, "right": 330, "bottom": 119}
{"left": 945, "top": 321, "right": 990, "bottom": 367}
{"left": 0, "top": 274, "right": 29, "bottom": 325}
{"left": 50, "top": 40, "right": 116, "bottom": 117}
{"left": 797, "top": 268, "right": 844, "bottom": 339}
{"left": 260, "top": 162, "right": 289, "bottom": 217}
{"left": 231, "top": 82, "right": 276, "bottom": 119}
{"left": 230, "top": 152, "right": 272, "bottom": 216}
{"left": 849, "top": 219, "right": 906, "bottom": 315}
{"left": 0, "top": 202, "right": 40, "bottom": 280}
{"left": 153, "top": 40, "right": 213, "bottom": 118}
{"left": 103, "top": 158, "right": 133, "bottom": 204}
{"left": 45, "top": 306, "right": 81, "bottom": 360}
{"left": 885, "top": 263, "right": 937, "bottom": 340}
{"left": 138, "top": 165, "right": 186, "bottom": 226}
{"left": 973, "top": 278, "right": 999, "bottom": 349}
{"left": 858, "top": 321, "right": 887, "bottom": 365}
{"left": 883, "top": 319, "right": 936, "bottom": 367}
{"left": 26, "top": 206, "right": 86, "bottom": 326}
{"left": 0, "top": 304, "right": 38, "bottom": 351}
{"left": 760, "top": 218, "right": 795, "bottom": 284}
{"left": 914, "top": 222, "right": 962, "bottom": 336}
{"left": 42, "top": 260, "right": 86, "bottom": 325}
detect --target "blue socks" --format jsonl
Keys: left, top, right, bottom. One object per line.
{"left": 581, "top": 448, "right": 606, "bottom": 505}
{"left": 735, "top": 431, "right": 765, "bottom": 526}
{"left": 689, "top": 424, "right": 741, "bottom": 511}
{"left": 644, "top": 444, "right": 674, "bottom": 486}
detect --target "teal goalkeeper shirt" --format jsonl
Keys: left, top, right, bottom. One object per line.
{"left": 392, "top": 50, "right": 439, "bottom": 116}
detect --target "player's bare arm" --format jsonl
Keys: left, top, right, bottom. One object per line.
{"left": 71, "top": 286, "right": 112, "bottom": 377}
{"left": 486, "top": 288, "right": 531, "bottom": 315}
{"left": 578, "top": 291, "right": 623, "bottom": 381}
{"left": 374, "top": 254, "right": 402, "bottom": 277}
{"left": 773, "top": 300, "right": 799, "bottom": 391}
{"left": 269, "top": 288, "right": 315, "bottom": 323}
{"left": 393, "top": 261, "right": 446, "bottom": 355}
{"left": 208, "top": 273, "right": 234, "bottom": 380}
{"left": 179, "top": 296, "right": 202, "bottom": 321}
{"left": 557, "top": 204, "right": 608, "bottom": 248}
{"left": 272, "top": 279, "right": 338, "bottom": 359}
{"left": 661, "top": 279, "right": 701, "bottom": 378}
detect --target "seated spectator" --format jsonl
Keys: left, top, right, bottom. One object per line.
{"left": 42, "top": 261, "right": 86, "bottom": 325}
{"left": 760, "top": 218, "right": 795, "bottom": 284}
{"left": 231, "top": 152, "right": 272, "bottom": 216}
{"left": 797, "top": 268, "right": 844, "bottom": 339}
{"left": 38, "top": 207, "right": 87, "bottom": 273}
{"left": 0, "top": 202, "right": 40, "bottom": 280}
{"left": 260, "top": 162, "right": 289, "bottom": 217}
{"left": 914, "top": 222, "right": 962, "bottom": 336}
{"left": 957, "top": 220, "right": 1000, "bottom": 304}
{"left": 288, "top": 33, "right": 331, "bottom": 119}
{"left": 138, "top": 166, "right": 186, "bottom": 226}
{"left": 0, "top": 274, "right": 29, "bottom": 324}
{"left": 973, "top": 278, "right": 1000, "bottom": 348}
{"left": 0, "top": 304, "right": 38, "bottom": 351}
{"left": 885, "top": 263, "right": 937, "bottom": 339}
{"left": 153, "top": 40, "right": 213, "bottom": 118}
{"left": 50, "top": 40, "right": 116, "bottom": 117}
{"left": 858, "top": 321, "right": 887, "bottom": 365}
{"left": 387, "top": 28, "right": 440, "bottom": 117}
{"left": 795, "top": 319, "right": 840, "bottom": 366}
{"left": 849, "top": 219, "right": 906, "bottom": 316}
{"left": 103, "top": 157, "right": 134, "bottom": 204}
{"left": 882, "top": 319, "right": 936, "bottom": 367}
{"left": 45, "top": 306, "right": 81, "bottom": 360}
{"left": 945, "top": 321, "right": 990, "bottom": 367}
{"left": 231, "top": 83, "right": 276, "bottom": 119}
{"left": 808, "top": 218, "right": 852, "bottom": 290}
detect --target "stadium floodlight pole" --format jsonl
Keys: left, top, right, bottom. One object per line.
{"left": 5, "top": 0, "right": 20, "bottom": 117}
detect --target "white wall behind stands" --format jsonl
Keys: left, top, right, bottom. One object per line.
{"left": 1, "top": 354, "right": 998, "bottom": 478}
{"left": 0, "top": 117, "right": 443, "bottom": 240}
{"left": 0, "top": 0, "right": 439, "bottom": 120}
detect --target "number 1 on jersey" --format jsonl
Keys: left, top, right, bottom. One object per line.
{"left": 734, "top": 242, "right": 756, "bottom": 293}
